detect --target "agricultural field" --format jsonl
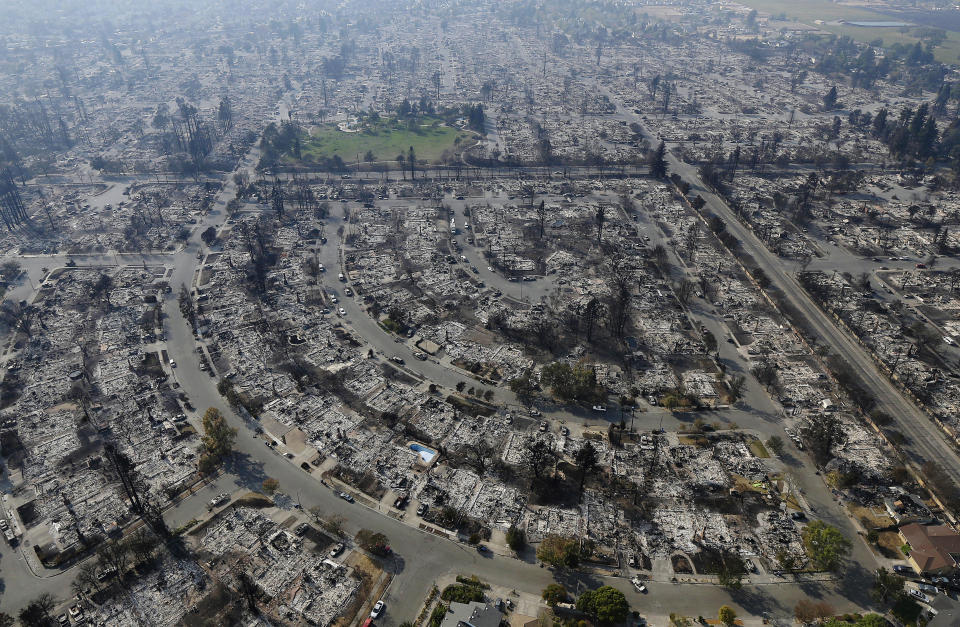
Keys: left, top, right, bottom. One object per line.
{"left": 740, "top": 0, "right": 960, "bottom": 63}
{"left": 302, "top": 116, "right": 477, "bottom": 165}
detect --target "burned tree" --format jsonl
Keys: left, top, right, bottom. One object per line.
{"left": 176, "top": 99, "right": 213, "bottom": 177}
{"left": 103, "top": 441, "right": 169, "bottom": 537}
{"left": 0, "top": 168, "right": 30, "bottom": 231}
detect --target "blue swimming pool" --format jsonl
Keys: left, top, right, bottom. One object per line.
{"left": 409, "top": 442, "right": 438, "bottom": 464}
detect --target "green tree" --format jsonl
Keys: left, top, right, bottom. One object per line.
{"left": 576, "top": 586, "right": 629, "bottom": 625}
{"left": 802, "top": 520, "right": 851, "bottom": 572}
{"left": 541, "top": 583, "right": 568, "bottom": 606}
{"left": 766, "top": 435, "right": 784, "bottom": 456}
{"left": 727, "top": 374, "right": 746, "bottom": 403}
{"left": 649, "top": 141, "right": 668, "bottom": 179}
{"left": 506, "top": 525, "right": 527, "bottom": 552}
{"left": 717, "top": 552, "right": 746, "bottom": 589}
{"left": 262, "top": 478, "right": 280, "bottom": 494}
{"left": 718, "top": 605, "right": 736, "bottom": 626}
{"left": 541, "top": 362, "right": 604, "bottom": 403}
{"left": 871, "top": 567, "right": 905, "bottom": 604}
{"left": 536, "top": 534, "right": 580, "bottom": 569}
{"left": 823, "top": 86, "right": 838, "bottom": 110}
{"left": 200, "top": 226, "right": 217, "bottom": 245}
{"left": 800, "top": 414, "right": 847, "bottom": 466}
{"left": 199, "top": 407, "right": 237, "bottom": 474}
{"left": 356, "top": 528, "right": 391, "bottom": 556}
{"left": 0, "top": 260, "right": 21, "bottom": 281}
{"left": 823, "top": 616, "right": 887, "bottom": 627}
{"left": 575, "top": 442, "right": 599, "bottom": 501}
{"left": 509, "top": 369, "right": 536, "bottom": 402}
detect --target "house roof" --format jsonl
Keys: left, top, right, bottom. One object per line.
{"left": 928, "top": 594, "right": 960, "bottom": 627}
{"left": 440, "top": 601, "right": 501, "bottom": 627}
{"left": 900, "top": 523, "right": 960, "bottom": 572}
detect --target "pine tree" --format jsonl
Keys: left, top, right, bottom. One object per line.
{"left": 649, "top": 141, "right": 668, "bottom": 179}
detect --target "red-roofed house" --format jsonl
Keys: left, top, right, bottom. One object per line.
{"left": 899, "top": 523, "right": 960, "bottom": 575}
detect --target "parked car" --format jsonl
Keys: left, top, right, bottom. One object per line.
{"left": 559, "top": 426, "right": 569, "bottom": 436}
{"left": 294, "top": 522, "right": 310, "bottom": 536}
{"left": 592, "top": 405, "right": 607, "bottom": 412}
{"left": 329, "top": 543, "right": 345, "bottom": 558}
{"left": 539, "top": 421, "right": 548, "bottom": 432}
{"left": 370, "top": 601, "right": 385, "bottom": 619}
{"left": 893, "top": 565, "right": 915, "bottom": 575}
{"left": 909, "top": 589, "right": 930, "bottom": 603}
{"left": 339, "top": 492, "right": 354, "bottom": 503}
{"left": 417, "top": 503, "right": 428, "bottom": 516}
{"left": 390, "top": 356, "right": 405, "bottom": 365}
{"left": 476, "top": 544, "right": 490, "bottom": 554}
{"left": 631, "top": 577, "right": 647, "bottom": 593}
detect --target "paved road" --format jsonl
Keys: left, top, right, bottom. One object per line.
{"left": 0, "top": 116, "right": 881, "bottom": 623}
{"left": 662, "top": 150, "right": 960, "bottom": 484}
{"left": 589, "top": 77, "right": 960, "bottom": 486}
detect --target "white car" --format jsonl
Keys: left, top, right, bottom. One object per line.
{"left": 592, "top": 405, "right": 607, "bottom": 412}
{"left": 631, "top": 577, "right": 647, "bottom": 593}
{"left": 169, "top": 360, "right": 176, "bottom": 368}
{"left": 909, "top": 589, "right": 930, "bottom": 603}
{"left": 370, "top": 601, "right": 385, "bottom": 619}
{"left": 487, "top": 266, "right": 494, "bottom": 272}
{"left": 338, "top": 308, "right": 346, "bottom": 316}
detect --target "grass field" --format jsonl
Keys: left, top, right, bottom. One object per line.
{"left": 740, "top": 0, "right": 960, "bottom": 64}
{"left": 748, "top": 438, "right": 770, "bottom": 458}
{"left": 302, "top": 117, "right": 476, "bottom": 165}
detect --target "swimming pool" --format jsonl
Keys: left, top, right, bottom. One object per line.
{"left": 409, "top": 442, "right": 438, "bottom": 464}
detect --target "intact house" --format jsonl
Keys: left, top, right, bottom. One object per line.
{"left": 899, "top": 523, "right": 960, "bottom": 575}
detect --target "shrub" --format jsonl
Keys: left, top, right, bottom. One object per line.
{"left": 440, "top": 584, "right": 485, "bottom": 604}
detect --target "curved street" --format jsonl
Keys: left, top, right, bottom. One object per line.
{"left": 0, "top": 143, "right": 886, "bottom": 624}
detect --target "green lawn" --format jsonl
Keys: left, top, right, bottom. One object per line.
{"left": 740, "top": 0, "right": 889, "bottom": 23}
{"left": 740, "top": 0, "right": 960, "bottom": 64}
{"left": 302, "top": 117, "right": 477, "bottom": 165}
